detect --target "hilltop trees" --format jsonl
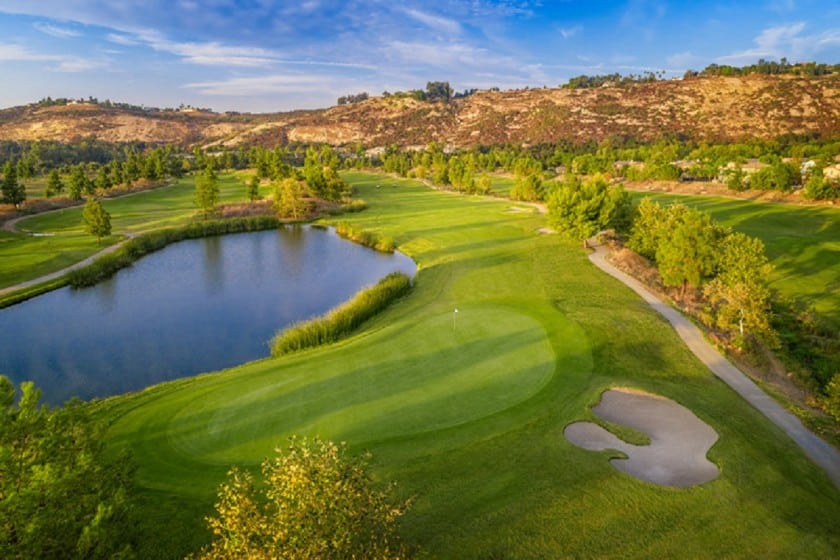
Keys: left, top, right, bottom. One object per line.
{"left": 190, "top": 437, "right": 409, "bottom": 560}
{"left": 0, "top": 376, "right": 135, "bottom": 559}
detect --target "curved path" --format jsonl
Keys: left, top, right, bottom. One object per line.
{"left": 586, "top": 238, "right": 840, "bottom": 488}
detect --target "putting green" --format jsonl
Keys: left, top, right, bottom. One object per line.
{"left": 109, "top": 303, "right": 568, "bottom": 492}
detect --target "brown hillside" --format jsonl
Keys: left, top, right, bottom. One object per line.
{"left": 1, "top": 74, "right": 838, "bottom": 147}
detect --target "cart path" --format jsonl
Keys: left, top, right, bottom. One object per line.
{"left": 0, "top": 234, "right": 135, "bottom": 297}
{"left": 587, "top": 237, "right": 840, "bottom": 489}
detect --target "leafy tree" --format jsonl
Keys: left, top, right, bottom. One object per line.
{"left": 627, "top": 197, "right": 671, "bottom": 260}
{"left": 826, "top": 373, "right": 840, "bottom": 422}
{"left": 190, "top": 437, "right": 409, "bottom": 560}
{"left": 194, "top": 166, "right": 219, "bottom": 219}
{"left": 0, "top": 376, "right": 135, "bottom": 559}
{"left": 275, "top": 177, "right": 307, "bottom": 220}
{"left": 1, "top": 161, "right": 25, "bottom": 208}
{"left": 656, "top": 207, "right": 720, "bottom": 296}
{"left": 547, "top": 174, "right": 632, "bottom": 240}
{"left": 247, "top": 175, "right": 261, "bottom": 201}
{"left": 82, "top": 197, "right": 112, "bottom": 243}
{"left": 68, "top": 165, "right": 91, "bottom": 200}
{"left": 510, "top": 173, "right": 542, "bottom": 201}
{"left": 704, "top": 232, "right": 776, "bottom": 347}
{"left": 45, "top": 168, "right": 64, "bottom": 197}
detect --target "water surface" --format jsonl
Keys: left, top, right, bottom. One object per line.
{"left": 0, "top": 226, "right": 415, "bottom": 404}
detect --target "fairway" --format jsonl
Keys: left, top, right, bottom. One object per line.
{"left": 0, "top": 172, "right": 266, "bottom": 289}
{"left": 629, "top": 191, "right": 840, "bottom": 324}
{"left": 96, "top": 172, "right": 840, "bottom": 559}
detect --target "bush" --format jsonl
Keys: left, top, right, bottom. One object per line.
{"left": 334, "top": 221, "right": 395, "bottom": 252}
{"left": 271, "top": 272, "right": 412, "bottom": 356}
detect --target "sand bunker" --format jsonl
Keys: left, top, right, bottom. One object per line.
{"left": 565, "top": 388, "right": 719, "bottom": 487}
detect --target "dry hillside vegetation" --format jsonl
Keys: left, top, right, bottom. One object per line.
{"left": 0, "top": 74, "right": 838, "bottom": 147}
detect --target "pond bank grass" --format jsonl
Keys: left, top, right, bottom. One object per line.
{"left": 271, "top": 272, "right": 412, "bottom": 356}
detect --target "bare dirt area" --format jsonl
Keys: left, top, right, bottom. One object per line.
{"left": 624, "top": 179, "right": 838, "bottom": 206}
{"left": 565, "top": 388, "right": 720, "bottom": 487}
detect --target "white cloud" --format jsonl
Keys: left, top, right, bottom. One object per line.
{"left": 718, "top": 22, "right": 839, "bottom": 64}
{"left": 667, "top": 51, "right": 701, "bottom": 68}
{"left": 33, "top": 22, "right": 82, "bottom": 38}
{"left": 106, "top": 33, "right": 139, "bottom": 46}
{"left": 558, "top": 25, "right": 582, "bottom": 39}
{"left": 0, "top": 43, "right": 106, "bottom": 73}
{"left": 404, "top": 8, "right": 461, "bottom": 35}
{"left": 182, "top": 74, "right": 326, "bottom": 96}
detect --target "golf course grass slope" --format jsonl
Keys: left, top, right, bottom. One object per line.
{"left": 91, "top": 173, "right": 840, "bottom": 558}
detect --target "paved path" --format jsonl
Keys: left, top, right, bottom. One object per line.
{"left": 587, "top": 238, "right": 840, "bottom": 489}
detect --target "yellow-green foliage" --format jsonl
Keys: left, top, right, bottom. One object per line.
{"left": 335, "top": 221, "right": 395, "bottom": 252}
{"left": 271, "top": 272, "right": 411, "bottom": 356}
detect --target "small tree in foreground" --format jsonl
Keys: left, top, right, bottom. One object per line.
{"left": 191, "top": 437, "right": 410, "bottom": 560}
{"left": 82, "top": 197, "right": 112, "bottom": 244}
{"left": 195, "top": 166, "right": 219, "bottom": 219}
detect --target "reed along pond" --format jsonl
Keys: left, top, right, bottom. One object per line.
{"left": 0, "top": 226, "right": 416, "bottom": 405}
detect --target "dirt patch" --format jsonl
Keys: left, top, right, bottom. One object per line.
{"left": 565, "top": 388, "right": 720, "bottom": 487}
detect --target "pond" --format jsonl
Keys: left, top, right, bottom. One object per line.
{"left": 0, "top": 226, "right": 416, "bottom": 405}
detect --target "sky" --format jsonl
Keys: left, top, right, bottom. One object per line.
{"left": 0, "top": 1, "right": 838, "bottom": 113}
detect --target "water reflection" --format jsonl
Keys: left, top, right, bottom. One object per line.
{"left": 0, "top": 227, "right": 415, "bottom": 404}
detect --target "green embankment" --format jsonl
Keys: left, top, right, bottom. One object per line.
{"left": 629, "top": 192, "right": 840, "bottom": 325}
{"left": 95, "top": 173, "right": 840, "bottom": 559}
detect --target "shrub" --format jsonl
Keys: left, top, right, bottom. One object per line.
{"left": 271, "top": 272, "right": 412, "bottom": 356}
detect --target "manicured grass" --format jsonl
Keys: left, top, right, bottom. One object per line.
{"left": 98, "top": 172, "right": 840, "bottom": 559}
{"left": 0, "top": 173, "right": 263, "bottom": 289}
{"left": 629, "top": 192, "right": 840, "bottom": 325}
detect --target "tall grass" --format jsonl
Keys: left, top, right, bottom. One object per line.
{"left": 271, "top": 272, "right": 412, "bottom": 356}
{"left": 67, "top": 216, "right": 280, "bottom": 287}
{"left": 334, "top": 221, "right": 395, "bottom": 252}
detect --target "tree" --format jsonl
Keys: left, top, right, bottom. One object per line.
{"left": 190, "top": 437, "right": 409, "bottom": 560}
{"left": 704, "top": 232, "right": 776, "bottom": 347}
{"left": 275, "top": 178, "right": 307, "bottom": 220}
{"left": 547, "top": 174, "right": 633, "bottom": 241}
{"left": 195, "top": 166, "right": 219, "bottom": 219}
{"left": 82, "top": 197, "right": 112, "bottom": 243}
{"left": 45, "top": 169, "right": 64, "bottom": 197}
{"left": 246, "top": 175, "right": 261, "bottom": 201}
{"left": 1, "top": 161, "right": 25, "bottom": 208}
{"left": 656, "top": 207, "right": 720, "bottom": 297}
{"left": 0, "top": 376, "right": 135, "bottom": 559}
{"left": 68, "top": 165, "right": 90, "bottom": 200}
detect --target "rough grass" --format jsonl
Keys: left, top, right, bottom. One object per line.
{"left": 271, "top": 272, "right": 412, "bottom": 355}
{"left": 95, "top": 172, "right": 840, "bottom": 559}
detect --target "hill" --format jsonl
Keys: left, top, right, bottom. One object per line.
{"left": 0, "top": 74, "right": 838, "bottom": 147}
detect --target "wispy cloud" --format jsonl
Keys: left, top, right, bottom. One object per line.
{"left": 718, "top": 22, "right": 839, "bottom": 64}
{"left": 559, "top": 25, "right": 582, "bottom": 39}
{"left": 106, "top": 33, "right": 139, "bottom": 46}
{"left": 33, "top": 22, "right": 81, "bottom": 38}
{"left": 182, "top": 74, "right": 326, "bottom": 96}
{"left": 403, "top": 8, "right": 461, "bottom": 35}
{"left": 0, "top": 43, "right": 106, "bottom": 73}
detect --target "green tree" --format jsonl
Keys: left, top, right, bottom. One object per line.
{"left": 190, "top": 437, "right": 409, "bottom": 560}
{"left": 704, "top": 232, "right": 776, "bottom": 347}
{"left": 45, "top": 169, "right": 64, "bottom": 197}
{"left": 274, "top": 177, "right": 307, "bottom": 220}
{"left": 82, "top": 197, "right": 112, "bottom": 243}
{"left": 194, "top": 166, "right": 219, "bottom": 219}
{"left": 547, "top": 174, "right": 633, "bottom": 241}
{"left": 1, "top": 161, "right": 25, "bottom": 208}
{"left": 247, "top": 175, "right": 261, "bottom": 201}
{"left": 0, "top": 376, "right": 135, "bottom": 559}
{"left": 656, "top": 207, "right": 720, "bottom": 297}
{"left": 68, "top": 165, "right": 90, "bottom": 200}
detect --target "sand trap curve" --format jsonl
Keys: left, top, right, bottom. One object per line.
{"left": 565, "top": 388, "right": 719, "bottom": 487}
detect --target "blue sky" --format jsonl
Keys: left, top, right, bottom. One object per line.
{"left": 0, "top": 1, "right": 837, "bottom": 113}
